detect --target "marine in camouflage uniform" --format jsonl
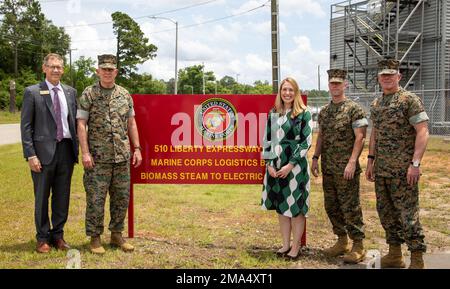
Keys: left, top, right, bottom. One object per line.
{"left": 76, "top": 54, "right": 142, "bottom": 254}
{"left": 313, "top": 69, "right": 368, "bottom": 263}
{"left": 367, "top": 58, "right": 429, "bottom": 269}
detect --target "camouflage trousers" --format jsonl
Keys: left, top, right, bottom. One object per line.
{"left": 323, "top": 173, "right": 365, "bottom": 240}
{"left": 84, "top": 161, "right": 130, "bottom": 237}
{"left": 375, "top": 177, "right": 426, "bottom": 252}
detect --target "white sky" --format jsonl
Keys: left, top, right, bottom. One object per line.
{"left": 39, "top": 0, "right": 333, "bottom": 89}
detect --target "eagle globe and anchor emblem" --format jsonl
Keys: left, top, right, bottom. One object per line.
{"left": 195, "top": 98, "right": 238, "bottom": 141}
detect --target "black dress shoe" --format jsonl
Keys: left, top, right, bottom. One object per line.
{"left": 276, "top": 247, "right": 291, "bottom": 257}
{"left": 284, "top": 251, "right": 301, "bottom": 261}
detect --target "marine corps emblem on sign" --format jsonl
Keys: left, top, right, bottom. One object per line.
{"left": 195, "top": 98, "right": 237, "bottom": 141}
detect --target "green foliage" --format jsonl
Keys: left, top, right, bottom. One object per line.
{"left": 250, "top": 80, "right": 272, "bottom": 94}
{"left": 177, "top": 69, "right": 276, "bottom": 95}
{"left": 165, "top": 78, "right": 175, "bottom": 94}
{"left": 0, "top": 0, "right": 70, "bottom": 77}
{"left": 219, "top": 75, "right": 237, "bottom": 88}
{"left": 215, "top": 77, "right": 272, "bottom": 95}
{"left": 178, "top": 65, "right": 215, "bottom": 94}
{"left": 61, "top": 56, "right": 96, "bottom": 96}
{"left": 0, "top": 110, "right": 21, "bottom": 124}
{"left": 204, "top": 81, "right": 219, "bottom": 95}
{"left": 111, "top": 11, "right": 157, "bottom": 81}
{"left": 0, "top": 67, "right": 38, "bottom": 110}
{"left": 0, "top": 90, "right": 8, "bottom": 110}
{"left": 307, "top": 89, "right": 329, "bottom": 99}
{"left": 123, "top": 73, "right": 167, "bottom": 94}
{"left": 230, "top": 83, "right": 253, "bottom": 94}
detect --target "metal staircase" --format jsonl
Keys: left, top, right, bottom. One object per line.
{"left": 339, "top": 0, "right": 426, "bottom": 92}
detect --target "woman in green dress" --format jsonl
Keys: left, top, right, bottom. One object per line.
{"left": 261, "top": 77, "right": 312, "bottom": 259}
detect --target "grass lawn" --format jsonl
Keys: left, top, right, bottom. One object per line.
{"left": 0, "top": 136, "right": 448, "bottom": 268}
{"left": 0, "top": 111, "right": 21, "bottom": 124}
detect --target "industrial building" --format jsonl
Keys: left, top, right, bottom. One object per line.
{"left": 330, "top": 0, "right": 449, "bottom": 134}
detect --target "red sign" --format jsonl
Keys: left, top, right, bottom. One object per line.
{"left": 131, "top": 94, "right": 273, "bottom": 184}
{"left": 131, "top": 94, "right": 308, "bottom": 185}
{"left": 127, "top": 94, "right": 307, "bottom": 241}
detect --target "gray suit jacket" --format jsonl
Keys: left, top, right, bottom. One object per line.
{"left": 21, "top": 81, "right": 79, "bottom": 165}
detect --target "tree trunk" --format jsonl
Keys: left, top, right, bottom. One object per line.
{"left": 9, "top": 80, "right": 16, "bottom": 113}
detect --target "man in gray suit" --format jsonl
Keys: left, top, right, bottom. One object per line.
{"left": 21, "top": 53, "right": 78, "bottom": 253}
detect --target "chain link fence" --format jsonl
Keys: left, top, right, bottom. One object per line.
{"left": 307, "top": 89, "right": 450, "bottom": 136}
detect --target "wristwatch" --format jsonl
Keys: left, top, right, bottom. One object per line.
{"left": 411, "top": 160, "right": 420, "bottom": 168}
{"left": 134, "top": 146, "right": 142, "bottom": 151}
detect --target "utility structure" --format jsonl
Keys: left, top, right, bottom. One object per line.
{"left": 271, "top": 0, "right": 280, "bottom": 93}
{"left": 69, "top": 48, "right": 78, "bottom": 87}
{"left": 330, "top": 0, "right": 450, "bottom": 134}
{"left": 148, "top": 16, "right": 178, "bottom": 94}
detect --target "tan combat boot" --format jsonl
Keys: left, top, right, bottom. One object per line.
{"left": 408, "top": 251, "right": 425, "bottom": 269}
{"left": 90, "top": 236, "right": 106, "bottom": 255}
{"left": 111, "top": 232, "right": 134, "bottom": 252}
{"left": 381, "top": 244, "right": 406, "bottom": 268}
{"left": 343, "top": 239, "right": 366, "bottom": 264}
{"left": 323, "top": 235, "right": 350, "bottom": 257}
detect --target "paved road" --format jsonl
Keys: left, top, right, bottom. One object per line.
{"left": 339, "top": 251, "right": 450, "bottom": 269}
{"left": 0, "top": 124, "right": 21, "bottom": 146}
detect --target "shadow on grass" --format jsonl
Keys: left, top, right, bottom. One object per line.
{"left": 0, "top": 240, "right": 90, "bottom": 254}
{"left": 246, "top": 245, "right": 341, "bottom": 267}
{"left": 0, "top": 240, "right": 37, "bottom": 253}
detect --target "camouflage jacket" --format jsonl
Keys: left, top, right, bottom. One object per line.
{"left": 76, "top": 82, "right": 135, "bottom": 163}
{"left": 370, "top": 88, "right": 429, "bottom": 178}
{"left": 318, "top": 99, "right": 368, "bottom": 175}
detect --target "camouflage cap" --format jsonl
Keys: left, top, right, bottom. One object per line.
{"left": 98, "top": 54, "right": 117, "bottom": 69}
{"left": 327, "top": 69, "right": 347, "bottom": 83}
{"left": 378, "top": 58, "right": 399, "bottom": 75}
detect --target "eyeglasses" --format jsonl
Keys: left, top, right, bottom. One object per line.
{"left": 46, "top": 65, "right": 64, "bottom": 71}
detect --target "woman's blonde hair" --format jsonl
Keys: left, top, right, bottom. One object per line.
{"left": 274, "top": 77, "right": 306, "bottom": 118}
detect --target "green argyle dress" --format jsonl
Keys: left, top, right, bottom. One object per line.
{"left": 261, "top": 108, "right": 312, "bottom": 217}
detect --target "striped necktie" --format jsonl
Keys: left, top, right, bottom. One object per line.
{"left": 52, "top": 87, "right": 64, "bottom": 142}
